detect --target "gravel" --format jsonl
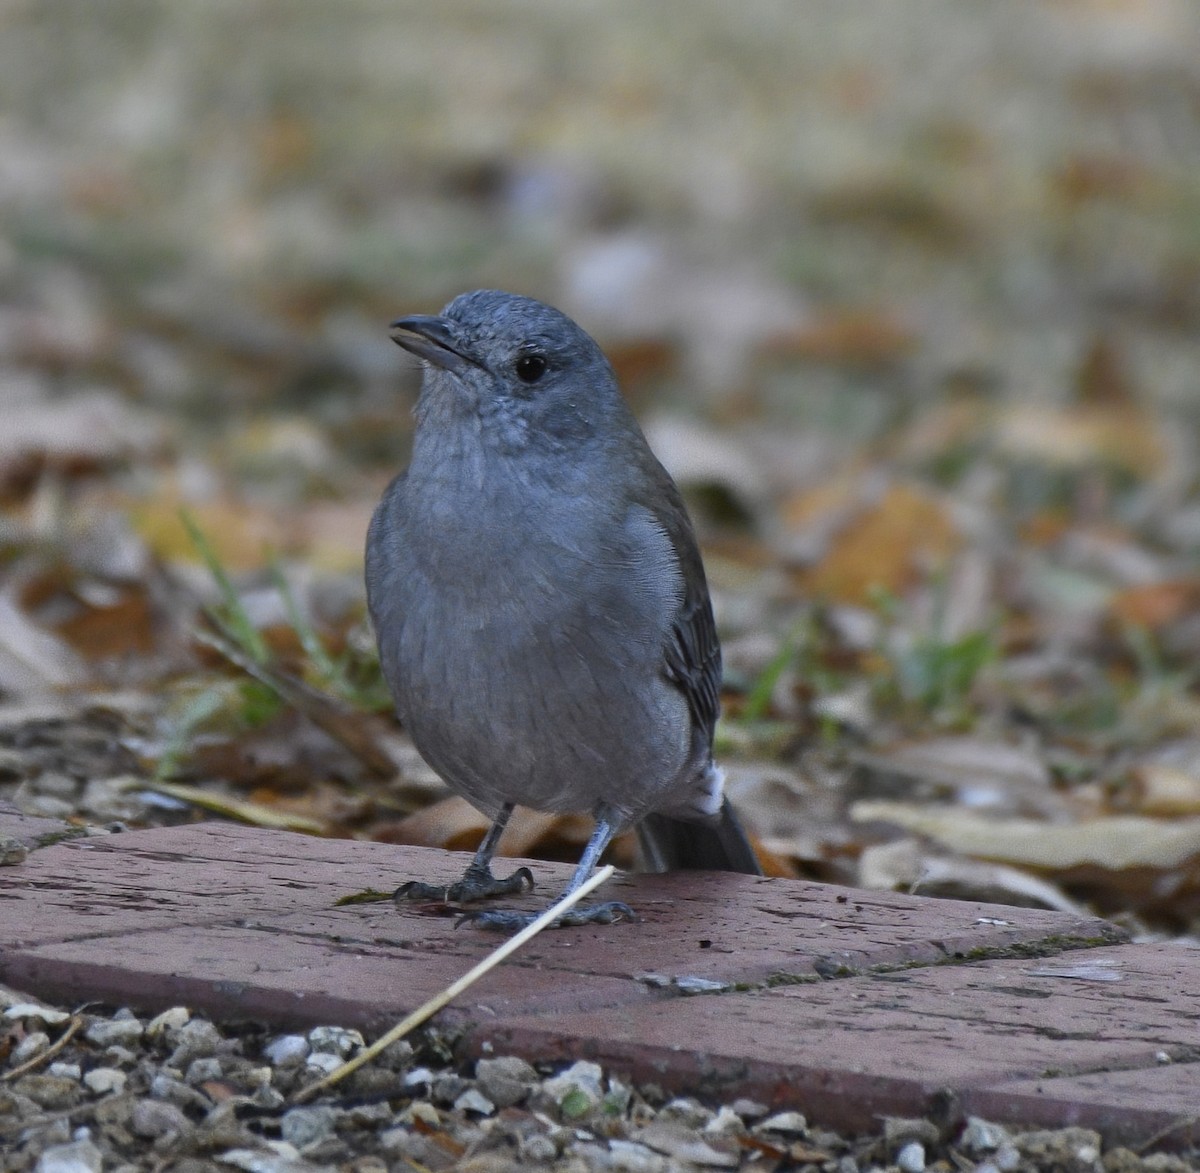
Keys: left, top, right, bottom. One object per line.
{"left": 1, "top": 987, "right": 1195, "bottom": 1172}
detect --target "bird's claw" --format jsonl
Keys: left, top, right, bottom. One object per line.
{"left": 394, "top": 865, "right": 534, "bottom": 906}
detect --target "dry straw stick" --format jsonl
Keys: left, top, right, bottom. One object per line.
{"left": 295, "top": 864, "right": 618, "bottom": 1103}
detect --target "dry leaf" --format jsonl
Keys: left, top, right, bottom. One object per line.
{"left": 1129, "top": 765, "right": 1200, "bottom": 818}
{"left": 0, "top": 596, "right": 88, "bottom": 696}
{"left": 1109, "top": 579, "right": 1200, "bottom": 632}
{"left": 992, "top": 402, "right": 1164, "bottom": 478}
{"left": 55, "top": 587, "right": 158, "bottom": 660}
{"left": 851, "top": 801, "right": 1200, "bottom": 872}
{"left": 0, "top": 390, "right": 165, "bottom": 488}
{"left": 130, "top": 495, "right": 282, "bottom": 570}
{"left": 859, "top": 838, "right": 1082, "bottom": 913}
{"left": 783, "top": 479, "right": 960, "bottom": 603}
{"left": 769, "top": 308, "right": 915, "bottom": 368}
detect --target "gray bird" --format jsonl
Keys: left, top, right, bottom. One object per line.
{"left": 366, "top": 289, "right": 761, "bottom": 929}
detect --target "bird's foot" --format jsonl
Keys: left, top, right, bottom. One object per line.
{"left": 457, "top": 900, "right": 638, "bottom": 932}
{"left": 394, "top": 864, "right": 534, "bottom": 906}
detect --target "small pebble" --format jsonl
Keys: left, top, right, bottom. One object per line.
{"left": 757, "top": 1111, "right": 808, "bottom": 1134}
{"left": 167, "top": 1018, "right": 222, "bottom": 1066}
{"left": 145, "top": 1007, "right": 190, "bottom": 1037}
{"left": 83, "top": 1068, "right": 127, "bottom": 1096}
{"left": 6, "top": 1003, "right": 71, "bottom": 1026}
{"left": 32, "top": 1138, "right": 103, "bottom": 1173}
{"left": 453, "top": 1088, "right": 496, "bottom": 1116}
{"left": 896, "top": 1140, "right": 925, "bottom": 1172}
{"left": 15, "top": 1075, "right": 80, "bottom": 1110}
{"left": 661, "top": 1096, "right": 712, "bottom": 1127}
{"left": 130, "top": 1098, "right": 189, "bottom": 1139}
{"left": 302, "top": 1051, "right": 342, "bottom": 1076}
{"left": 149, "top": 1072, "right": 209, "bottom": 1110}
{"left": 280, "top": 1105, "right": 338, "bottom": 1148}
{"left": 185, "top": 1057, "right": 224, "bottom": 1084}
{"left": 602, "top": 1138, "right": 667, "bottom": 1173}
{"left": 308, "top": 1025, "right": 363, "bottom": 1056}
{"left": 12, "top": 1031, "right": 51, "bottom": 1063}
{"left": 431, "top": 1072, "right": 470, "bottom": 1105}
{"left": 399, "top": 1101, "right": 440, "bottom": 1126}
{"left": 543, "top": 1059, "right": 604, "bottom": 1116}
{"left": 520, "top": 1133, "right": 558, "bottom": 1162}
{"left": 218, "top": 1146, "right": 306, "bottom": 1173}
{"left": 84, "top": 1017, "right": 143, "bottom": 1047}
{"left": 703, "top": 1106, "right": 744, "bottom": 1135}
{"left": 674, "top": 974, "right": 731, "bottom": 994}
{"left": 48, "top": 1062, "right": 82, "bottom": 1080}
{"left": 0, "top": 838, "right": 28, "bottom": 865}
{"left": 475, "top": 1055, "right": 537, "bottom": 1108}
{"left": 960, "top": 1116, "right": 1010, "bottom": 1154}
{"left": 402, "top": 1066, "right": 434, "bottom": 1090}
{"left": 729, "top": 1098, "right": 767, "bottom": 1120}
{"left": 995, "top": 1142, "right": 1021, "bottom": 1171}
{"left": 264, "top": 1034, "right": 309, "bottom": 1066}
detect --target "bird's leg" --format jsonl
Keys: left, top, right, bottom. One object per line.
{"left": 394, "top": 803, "right": 534, "bottom": 904}
{"left": 463, "top": 804, "right": 637, "bottom": 931}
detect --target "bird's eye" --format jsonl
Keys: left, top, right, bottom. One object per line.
{"left": 514, "top": 354, "right": 548, "bottom": 384}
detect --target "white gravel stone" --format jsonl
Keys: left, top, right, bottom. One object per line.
{"left": 145, "top": 1007, "right": 190, "bottom": 1037}
{"left": 995, "top": 1143, "right": 1021, "bottom": 1172}
{"left": 661, "top": 1096, "right": 712, "bottom": 1126}
{"left": 453, "top": 1088, "right": 496, "bottom": 1115}
{"left": 896, "top": 1140, "right": 925, "bottom": 1172}
{"left": 217, "top": 1145, "right": 311, "bottom": 1173}
{"left": 961, "top": 1116, "right": 1010, "bottom": 1153}
{"left": 301, "top": 1051, "right": 341, "bottom": 1076}
{"left": 280, "top": 1104, "right": 337, "bottom": 1148}
{"left": 264, "top": 1034, "right": 309, "bottom": 1066}
{"left": 474, "top": 1055, "right": 537, "bottom": 1107}
{"left": 48, "top": 1062, "right": 82, "bottom": 1080}
{"left": 12, "top": 1031, "right": 51, "bottom": 1063}
{"left": 185, "top": 1057, "right": 224, "bottom": 1084}
{"left": 5, "top": 1003, "right": 70, "bottom": 1026}
{"left": 543, "top": 1059, "right": 604, "bottom": 1114}
{"left": 307, "top": 1025, "right": 363, "bottom": 1055}
{"left": 33, "top": 1138, "right": 103, "bottom": 1173}
{"left": 83, "top": 1067, "right": 127, "bottom": 1095}
{"left": 402, "top": 1066, "right": 434, "bottom": 1090}
{"left": 130, "top": 1097, "right": 189, "bottom": 1139}
{"left": 757, "top": 1111, "right": 808, "bottom": 1134}
{"left": 703, "top": 1106, "right": 744, "bottom": 1135}
{"left": 84, "top": 1017, "right": 143, "bottom": 1047}
{"left": 603, "top": 1138, "right": 668, "bottom": 1172}
{"left": 167, "top": 1017, "right": 222, "bottom": 1065}
{"left": 520, "top": 1133, "right": 558, "bottom": 1162}
{"left": 729, "top": 1098, "right": 767, "bottom": 1119}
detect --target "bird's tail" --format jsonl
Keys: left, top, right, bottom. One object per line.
{"left": 636, "top": 797, "right": 762, "bottom": 875}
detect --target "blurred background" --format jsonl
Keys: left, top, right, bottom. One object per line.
{"left": 4, "top": 0, "right": 1200, "bottom": 932}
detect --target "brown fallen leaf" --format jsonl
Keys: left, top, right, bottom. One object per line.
{"left": 1109, "top": 579, "right": 1200, "bottom": 632}
{"left": 55, "top": 586, "right": 159, "bottom": 660}
{"left": 1129, "top": 764, "right": 1200, "bottom": 818}
{"left": 783, "top": 478, "right": 960, "bottom": 604}
{"left": 992, "top": 402, "right": 1165, "bottom": 479}
{"left": 130, "top": 493, "right": 284, "bottom": 571}
{"left": 859, "top": 838, "right": 1082, "bottom": 913}
{"left": 146, "top": 780, "right": 327, "bottom": 835}
{"left": 850, "top": 801, "right": 1200, "bottom": 872}
{"left": 768, "top": 308, "right": 915, "bottom": 369}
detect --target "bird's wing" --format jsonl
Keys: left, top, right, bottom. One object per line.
{"left": 650, "top": 468, "right": 722, "bottom": 744}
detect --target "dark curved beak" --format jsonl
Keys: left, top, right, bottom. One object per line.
{"left": 389, "top": 315, "right": 472, "bottom": 373}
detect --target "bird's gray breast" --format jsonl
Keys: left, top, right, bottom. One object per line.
{"left": 368, "top": 467, "right": 692, "bottom": 821}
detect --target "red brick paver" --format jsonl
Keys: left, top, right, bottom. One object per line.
{"left": 2, "top": 810, "right": 1196, "bottom": 1146}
